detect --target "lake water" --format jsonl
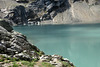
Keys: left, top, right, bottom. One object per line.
{"left": 13, "top": 24, "right": 100, "bottom": 67}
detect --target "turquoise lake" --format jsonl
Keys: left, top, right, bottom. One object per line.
{"left": 13, "top": 24, "right": 100, "bottom": 67}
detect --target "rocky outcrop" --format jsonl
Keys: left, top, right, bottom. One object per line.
{"left": 0, "top": 20, "right": 44, "bottom": 61}
{"left": 0, "top": 27, "right": 42, "bottom": 60}
{"left": 6, "top": 5, "right": 28, "bottom": 25}
{"left": 0, "top": 20, "right": 13, "bottom": 32}
{"left": 0, "top": 20, "right": 75, "bottom": 67}
{"left": 25, "top": 0, "right": 67, "bottom": 24}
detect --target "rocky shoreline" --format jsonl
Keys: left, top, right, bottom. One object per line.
{"left": 0, "top": 20, "right": 75, "bottom": 67}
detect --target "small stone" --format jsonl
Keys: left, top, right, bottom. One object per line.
{"left": 23, "top": 50, "right": 27, "bottom": 53}
{"left": 15, "top": 52, "right": 18, "bottom": 54}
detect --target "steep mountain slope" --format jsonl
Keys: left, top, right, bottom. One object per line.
{"left": 53, "top": 0, "right": 100, "bottom": 24}
{"left": 0, "top": 0, "right": 100, "bottom": 25}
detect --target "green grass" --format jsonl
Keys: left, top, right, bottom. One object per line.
{"left": 0, "top": 55, "right": 20, "bottom": 64}
{"left": 32, "top": 58, "right": 39, "bottom": 62}
{"left": 4, "top": 60, "right": 10, "bottom": 63}
{"left": 0, "top": 55, "right": 6, "bottom": 58}
{"left": 12, "top": 62, "right": 19, "bottom": 67}
{"left": 21, "top": 61, "right": 35, "bottom": 67}
{"left": 5, "top": 57, "right": 20, "bottom": 62}
{"left": 0, "top": 55, "right": 5, "bottom": 62}
{"left": 41, "top": 62, "right": 54, "bottom": 67}
{"left": 0, "top": 59, "right": 4, "bottom": 62}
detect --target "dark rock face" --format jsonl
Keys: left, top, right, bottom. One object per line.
{"left": 0, "top": 20, "right": 13, "bottom": 32}
{"left": 4, "top": 0, "right": 67, "bottom": 26}
{"left": 6, "top": 5, "right": 28, "bottom": 25}
{"left": 26, "top": 0, "right": 100, "bottom": 25}
{"left": 25, "top": 0, "right": 67, "bottom": 24}
{"left": 27, "top": 0, "right": 66, "bottom": 16}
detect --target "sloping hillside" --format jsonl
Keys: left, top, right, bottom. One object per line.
{"left": 53, "top": 0, "right": 100, "bottom": 24}
{"left": 0, "top": 0, "right": 100, "bottom": 25}
{"left": 0, "top": 0, "right": 18, "bottom": 9}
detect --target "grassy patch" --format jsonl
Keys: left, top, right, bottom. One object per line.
{"left": 12, "top": 62, "right": 19, "bottom": 67}
{"left": 0, "top": 55, "right": 20, "bottom": 64}
{"left": 0, "top": 59, "right": 4, "bottom": 62}
{"left": 21, "top": 61, "right": 35, "bottom": 67}
{"left": 40, "top": 62, "right": 54, "bottom": 67}
{"left": 0, "top": 55, "right": 6, "bottom": 58}
{"left": 32, "top": 58, "right": 39, "bottom": 62}
{"left": 0, "top": 55, "right": 5, "bottom": 62}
